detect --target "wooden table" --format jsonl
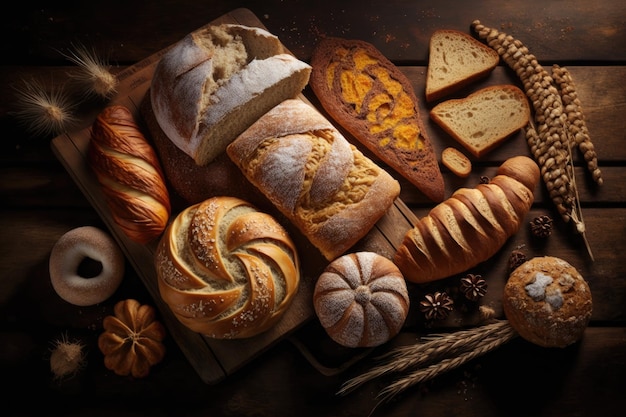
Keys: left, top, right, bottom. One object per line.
{"left": 1, "top": 1, "right": 624, "bottom": 416}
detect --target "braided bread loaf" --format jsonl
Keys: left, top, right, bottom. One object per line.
{"left": 394, "top": 156, "right": 540, "bottom": 283}
{"left": 88, "top": 105, "right": 171, "bottom": 244}
{"left": 154, "top": 196, "right": 300, "bottom": 339}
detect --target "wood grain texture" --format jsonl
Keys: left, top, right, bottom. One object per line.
{"left": 0, "top": 1, "right": 624, "bottom": 416}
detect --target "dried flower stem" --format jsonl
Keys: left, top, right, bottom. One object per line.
{"left": 552, "top": 64, "right": 602, "bottom": 185}
{"left": 338, "top": 321, "right": 516, "bottom": 398}
{"left": 375, "top": 326, "right": 516, "bottom": 404}
{"left": 472, "top": 20, "right": 595, "bottom": 259}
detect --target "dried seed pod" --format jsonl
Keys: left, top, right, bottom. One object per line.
{"left": 552, "top": 64, "right": 602, "bottom": 185}
{"left": 459, "top": 274, "right": 488, "bottom": 301}
{"left": 419, "top": 291, "right": 454, "bottom": 321}
{"left": 472, "top": 20, "right": 593, "bottom": 260}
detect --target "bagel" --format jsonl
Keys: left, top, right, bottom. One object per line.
{"left": 49, "top": 226, "right": 125, "bottom": 306}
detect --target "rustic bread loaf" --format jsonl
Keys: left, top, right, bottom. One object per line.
{"left": 88, "top": 105, "right": 171, "bottom": 244}
{"left": 394, "top": 156, "right": 539, "bottom": 283}
{"left": 313, "top": 251, "right": 410, "bottom": 348}
{"left": 503, "top": 256, "right": 592, "bottom": 348}
{"left": 430, "top": 85, "right": 531, "bottom": 157}
{"left": 140, "top": 93, "right": 271, "bottom": 211}
{"left": 309, "top": 37, "right": 445, "bottom": 203}
{"left": 150, "top": 23, "right": 311, "bottom": 166}
{"left": 441, "top": 147, "right": 472, "bottom": 177}
{"left": 226, "top": 99, "right": 401, "bottom": 261}
{"left": 425, "top": 29, "right": 500, "bottom": 102}
{"left": 154, "top": 196, "right": 300, "bottom": 339}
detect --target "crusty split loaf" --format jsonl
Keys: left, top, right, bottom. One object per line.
{"left": 309, "top": 37, "right": 445, "bottom": 203}
{"left": 425, "top": 29, "right": 500, "bottom": 102}
{"left": 313, "top": 251, "right": 409, "bottom": 348}
{"left": 150, "top": 24, "right": 311, "bottom": 166}
{"left": 155, "top": 196, "right": 300, "bottom": 339}
{"left": 88, "top": 105, "right": 171, "bottom": 244}
{"left": 430, "top": 85, "right": 531, "bottom": 157}
{"left": 394, "top": 156, "right": 540, "bottom": 283}
{"left": 227, "top": 99, "right": 401, "bottom": 261}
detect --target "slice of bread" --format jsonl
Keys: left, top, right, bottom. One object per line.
{"left": 425, "top": 29, "right": 499, "bottom": 102}
{"left": 441, "top": 147, "right": 471, "bottom": 177}
{"left": 430, "top": 85, "right": 531, "bottom": 158}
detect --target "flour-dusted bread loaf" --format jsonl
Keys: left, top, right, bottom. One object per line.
{"left": 309, "top": 37, "right": 445, "bottom": 203}
{"left": 154, "top": 196, "right": 300, "bottom": 339}
{"left": 313, "top": 252, "right": 409, "bottom": 348}
{"left": 425, "top": 29, "right": 500, "bottom": 102}
{"left": 503, "top": 256, "right": 592, "bottom": 348}
{"left": 394, "top": 156, "right": 540, "bottom": 283}
{"left": 227, "top": 99, "right": 401, "bottom": 261}
{"left": 430, "top": 85, "right": 531, "bottom": 157}
{"left": 88, "top": 105, "right": 171, "bottom": 244}
{"left": 150, "top": 24, "right": 311, "bottom": 166}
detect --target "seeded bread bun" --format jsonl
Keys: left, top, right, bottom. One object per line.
{"left": 430, "top": 85, "right": 531, "bottom": 158}
{"left": 313, "top": 252, "right": 410, "bottom": 348}
{"left": 503, "top": 256, "right": 593, "bottom": 348}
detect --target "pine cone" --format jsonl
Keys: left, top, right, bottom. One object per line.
{"left": 508, "top": 249, "right": 528, "bottom": 273}
{"left": 419, "top": 291, "right": 454, "bottom": 321}
{"left": 459, "top": 274, "right": 488, "bottom": 301}
{"left": 530, "top": 215, "right": 554, "bottom": 238}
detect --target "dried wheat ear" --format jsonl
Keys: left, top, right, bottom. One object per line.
{"left": 471, "top": 20, "right": 600, "bottom": 260}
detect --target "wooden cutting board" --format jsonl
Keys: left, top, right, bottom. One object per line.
{"left": 50, "top": 7, "right": 419, "bottom": 384}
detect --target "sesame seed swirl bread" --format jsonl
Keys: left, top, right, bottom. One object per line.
{"left": 394, "top": 156, "right": 540, "bottom": 283}
{"left": 226, "top": 99, "right": 401, "bottom": 261}
{"left": 309, "top": 37, "right": 445, "bottom": 203}
{"left": 154, "top": 196, "right": 300, "bottom": 339}
{"left": 313, "top": 251, "right": 410, "bottom": 348}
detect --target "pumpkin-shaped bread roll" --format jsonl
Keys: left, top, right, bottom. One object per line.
{"left": 313, "top": 252, "right": 409, "bottom": 348}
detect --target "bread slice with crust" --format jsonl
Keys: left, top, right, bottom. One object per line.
{"left": 425, "top": 29, "right": 499, "bottom": 102}
{"left": 430, "top": 85, "right": 531, "bottom": 158}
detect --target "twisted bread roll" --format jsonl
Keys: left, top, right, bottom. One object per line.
{"left": 227, "top": 99, "right": 401, "bottom": 261}
{"left": 88, "top": 105, "right": 171, "bottom": 244}
{"left": 394, "top": 156, "right": 540, "bottom": 283}
{"left": 154, "top": 196, "right": 300, "bottom": 339}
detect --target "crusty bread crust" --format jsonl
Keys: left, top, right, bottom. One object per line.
{"left": 150, "top": 24, "right": 311, "bottom": 166}
{"left": 394, "top": 156, "right": 540, "bottom": 283}
{"left": 309, "top": 37, "right": 445, "bottom": 203}
{"left": 313, "top": 251, "right": 409, "bottom": 348}
{"left": 155, "top": 196, "right": 300, "bottom": 339}
{"left": 227, "top": 99, "right": 401, "bottom": 261}
{"left": 503, "top": 256, "right": 592, "bottom": 348}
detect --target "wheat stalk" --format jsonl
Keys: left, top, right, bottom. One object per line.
{"left": 337, "top": 320, "right": 512, "bottom": 396}
{"left": 375, "top": 326, "right": 517, "bottom": 404}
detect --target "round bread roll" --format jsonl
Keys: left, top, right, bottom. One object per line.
{"left": 313, "top": 252, "right": 410, "bottom": 348}
{"left": 49, "top": 226, "right": 125, "bottom": 306}
{"left": 503, "top": 256, "right": 592, "bottom": 348}
{"left": 154, "top": 196, "right": 300, "bottom": 339}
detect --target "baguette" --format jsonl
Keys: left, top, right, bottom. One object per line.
{"left": 394, "top": 156, "right": 539, "bottom": 283}
{"left": 425, "top": 29, "right": 499, "bottom": 102}
{"left": 88, "top": 105, "right": 171, "bottom": 244}
{"left": 309, "top": 37, "right": 445, "bottom": 203}
{"left": 226, "top": 99, "right": 401, "bottom": 261}
{"left": 430, "top": 85, "right": 531, "bottom": 157}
